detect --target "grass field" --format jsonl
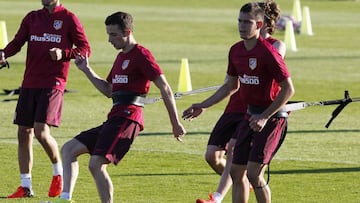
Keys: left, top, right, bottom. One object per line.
{"left": 0, "top": 0, "right": 360, "bottom": 202}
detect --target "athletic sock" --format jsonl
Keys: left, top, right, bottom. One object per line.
{"left": 213, "top": 192, "right": 224, "bottom": 203}
{"left": 20, "top": 173, "right": 32, "bottom": 190}
{"left": 60, "top": 192, "right": 71, "bottom": 200}
{"left": 53, "top": 162, "right": 63, "bottom": 176}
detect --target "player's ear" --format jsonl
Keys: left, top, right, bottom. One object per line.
{"left": 124, "top": 29, "right": 132, "bottom": 36}
{"left": 256, "top": 21, "right": 263, "bottom": 29}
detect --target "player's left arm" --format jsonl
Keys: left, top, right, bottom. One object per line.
{"left": 153, "top": 74, "right": 186, "bottom": 141}
{"left": 249, "top": 77, "right": 295, "bottom": 132}
{"left": 263, "top": 77, "right": 295, "bottom": 118}
{"left": 74, "top": 54, "right": 112, "bottom": 97}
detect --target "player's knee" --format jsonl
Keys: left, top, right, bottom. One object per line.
{"left": 61, "top": 141, "right": 70, "bottom": 156}
{"left": 246, "top": 170, "right": 262, "bottom": 187}
{"left": 88, "top": 156, "right": 107, "bottom": 175}
{"left": 205, "top": 147, "right": 223, "bottom": 164}
{"left": 61, "top": 139, "right": 79, "bottom": 159}
{"left": 204, "top": 151, "right": 215, "bottom": 163}
{"left": 230, "top": 164, "right": 247, "bottom": 184}
{"left": 88, "top": 159, "right": 99, "bottom": 175}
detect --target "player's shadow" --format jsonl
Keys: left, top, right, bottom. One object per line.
{"left": 114, "top": 172, "right": 214, "bottom": 177}
{"left": 140, "top": 131, "right": 211, "bottom": 136}
{"left": 287, "top": 129, "right": 360, "bottom": 134}
{"left": 139, "top": 129, "right": 360, "bottom": 136}
{"left": 272, "top": 167, "right": 360, "bottom": 175}
{"left": 1, "top": 88, "right": 77, "bottom": 102}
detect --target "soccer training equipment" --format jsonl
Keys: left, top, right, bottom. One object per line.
{"left": 7, "top": 186, "right": 34, "bottom": 198}
{"left": 48, "top": 175, "right": 62, "bottom": 197}
{"left": 174, "top": 85, "right": 221, "bottom": 98}
{"left": 142, "top": 85, "right": 221, "bottom": 105}
{"left": 282, "top": 90, "right": 359, "bottom": 128}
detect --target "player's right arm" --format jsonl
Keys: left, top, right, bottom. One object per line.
{"left": 75, "top": 54, "right": 112, "bottom": 97}
{"left": 182, "top": 74, "right": 239, "bottom": 120}
{"left": 0, "top": 51, "right": 6, "bottom": 66}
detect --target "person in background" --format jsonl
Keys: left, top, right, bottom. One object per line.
{"left": 0, "top": 0, "right": 90, "bottom": 199}
{"left": 51, "top": 11, "right": 186, "bottom": 203}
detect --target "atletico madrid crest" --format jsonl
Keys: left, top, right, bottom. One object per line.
{"left": 249, "top": 58, "right": 257, "bottom": 70}
{"left": 53, "top": 20, "right": 63, "bottom": 30}
{"left": 122, "top": 60, "right": 130, "bottom": 70}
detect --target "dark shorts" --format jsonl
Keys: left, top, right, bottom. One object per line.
{"left": 14, "top": 88, "right": 64, "bottom": 127}
{"left": 232, "top": 115, "right": 288, "bottom": 165}
{"left": 207, "top": 112, "right": 244, "bottom": 149}
{"left": 75, "top": 116, "right": 141, "bottom": 165}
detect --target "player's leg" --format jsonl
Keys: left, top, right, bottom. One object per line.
{"left": 230, "top": 122, "right": 252, "bottom": 203}
{"left": 205, "top": 113, "right": 241, "bottom": 175}
{"left": 230, "top": 163, "right": 250, "bottom": 203}
{"left": 246, "top": 162, "right": 270, "bottom": 203}
{"left": 57, "top": 125, "right": 102, "bottom": 202}
{"left": 34, "top": 122, "right": 60, "bottom": 164}
{"left": 247, "top": 117, "right": 287, "bottom": 203}
{"left": 205, "top": 145, "right": 226, "bottom": 175}
{"left": 89, "top": 155, "right": 113, "bottom": 203}
{"left": 60, "top": 138, "right": 90, "bottom": 201}
{"left": 17, "top": 126, "right": 34, "bottom": 175}
{"left": 89, "top": 117, "right": 139, "bottom": 203}
{"left": 198, "top": 138, "right": 236, "bottom": 203}
{"left": 215, "top": 138, "right": 236, "bottom": 196}
{"left": 33, "top": 89, "right": 64, "bottom": 197}
{"left": 8, "top": 88, "right": 36, "bottom": 198}
{"left": 34, "top": 122, "right": 63, "bottom": 197}
{"left": 7, "top": 126, "right": 35, "bottom": 198}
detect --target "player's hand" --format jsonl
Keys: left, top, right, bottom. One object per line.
{"left": 0, "top": 50, "right": 6, "bottom": 65}
{"left": 0, "top": 51, "right": 9, "bottom": 69}
{"left": 173, "top": 123, "right": 186, "bottom": 142}
{"left": 182, "top": 104, "right": 205, "bottom": 120}
{"left": 49, "top": 48, "right": 63, "bottom": 61}
{"left": 248, "top": 114, "right": 268, "bottom": 132}
{"left": 74, "top": 52, "right": 89, "bottom": 71}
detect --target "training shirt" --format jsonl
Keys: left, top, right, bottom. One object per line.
{"left": 3, "top": 5, "right": 90, "bottom": 92}
{"left": 227, "top": 36, "right": 290, "bottom": 107}
{"left": 265, "top": 36, "right": 278, "bottom": 46}
{"left": 106, "top": 44, "right": 163, "bottom": 130}
{"left": 224, "top": 90, "right": 246, "bottom": 114}
{"left": 224, "top": 36, "right": 283, "bottom": 113}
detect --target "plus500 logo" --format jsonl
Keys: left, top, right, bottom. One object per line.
{"left": 30, "top": 33, "right": 62, "bottom": 43}
{"left": 239, "top": 74, "right": 259, "bottom": 85}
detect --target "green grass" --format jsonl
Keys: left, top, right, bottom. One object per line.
{"left": 0, "top": 0, "right": 360, "bottom": 202}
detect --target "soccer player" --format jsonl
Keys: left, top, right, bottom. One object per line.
{"left": 0, "top": 0, "right": 90, "bottom": 198}
{"left": 229, "top": 3, "right": 294, "bottom": 203}
{"left": 184, "top": 1, "right": 287, "bottom": 202}
{"left": 52, "top": 11, "right": 186, "bottom": 203}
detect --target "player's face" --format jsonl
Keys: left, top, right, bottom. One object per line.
{"left": 237, "top": 12, "right": 259, "bottom": 40}
{"left": 106, "top": 24, "right": 128, "bottom": 50}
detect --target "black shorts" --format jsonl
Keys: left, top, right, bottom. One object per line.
{"left": 75, "top": 116, "right": 141, "bottom": 165}
{"left": 232, "top": 115, "right": 288, "bottom": 165}
{"left": 207, "top": 112, "right": 244, "bottom": 149}
{"left": 14, "top": 88, "right": 63, "bottom": 127}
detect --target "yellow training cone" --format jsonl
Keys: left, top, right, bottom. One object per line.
{"left": 0, "top": 21, "right": 9, "bottom": 49}
{"left": 284, "top": 21, "right": 298, "bottom": 52}
{"left": 292, "top": 0, "right": 302, "bottom": 22}
{"left": 177, "top": 58, "right": 192, "bottom": 92}
{"left": 300, "top": 6, "right": 314, "bottom": 36}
